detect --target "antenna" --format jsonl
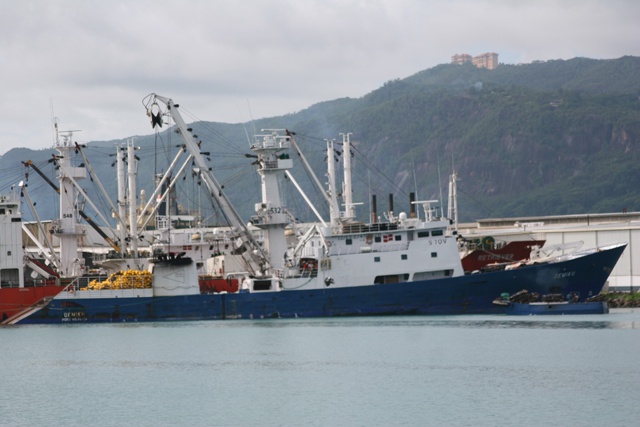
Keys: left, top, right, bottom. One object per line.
{"left": 437, "top": 149, "right": 444, "bottom": 218}
{"left": 247, "top": 99, "right": 257, "bottom": 141}
{"left": 411, "top": 155, "right": 418, "bottom": 200}
{"left": 49, "top": 99, "right": 81, "bottom": 147}
{"left": 49, "top": 99, "right": 59, "bottom": 146}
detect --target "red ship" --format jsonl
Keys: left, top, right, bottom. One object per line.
{"left": 460, "top": 237, "right": 546, "bottom": 272}
{"left": 2, "top": 126, "right": 96, "bottom": 324}
{"left": 0, "top": 193, "right": 65, "bottom": 323}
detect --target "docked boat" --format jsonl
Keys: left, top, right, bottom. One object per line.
{"left": 11, "top": 94, "right": 627, "bottom": 324}
{"left": 492, "top": 289, "right": 609, "bottom": 315}
{"left": 459, "top": 238, "right": 546, "bottom": 272}
{"left": 0, "top": 193, "right": 64, "bottom": 322}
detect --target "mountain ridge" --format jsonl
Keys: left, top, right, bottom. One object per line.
{"left": 2, "top": 56, "right": 639, "bottom": 225}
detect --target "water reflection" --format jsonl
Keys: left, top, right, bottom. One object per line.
{"left": 210, "top": 308, "right": 640, "bottom": 330}
{"left": 12, "top": 308, "right": 639, "bottom": 330}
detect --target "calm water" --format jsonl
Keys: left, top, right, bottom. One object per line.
{"left": 2, "top": 310, "right": 640, "bottom": 427}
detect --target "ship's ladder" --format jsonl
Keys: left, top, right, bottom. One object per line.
{"left": 0, "top": 296, "right": 54, "bottom": 325}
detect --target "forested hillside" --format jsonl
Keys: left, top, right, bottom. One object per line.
{"left": 2, "top": 56, "right": 639, "bottom": 224}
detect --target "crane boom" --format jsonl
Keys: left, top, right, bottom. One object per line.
{"left": 144, "top": 94, "right": 270, "bottom": 276}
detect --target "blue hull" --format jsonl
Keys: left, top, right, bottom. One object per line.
{"left": 18, "top": 244, "right": 625, "bottom": 324}
{"left": 505, "top": 301, "right": 609, "bottom": 315}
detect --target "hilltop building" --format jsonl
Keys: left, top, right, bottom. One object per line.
{"left": 451, "top": 54, "right": 472, "bottom": 65}
{"left": 451, "top": 52, "right": 499, "bottom": 70}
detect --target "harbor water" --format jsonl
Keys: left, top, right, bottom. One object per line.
{"left": 2, "top": 309, "right": 640, "bottom": 427}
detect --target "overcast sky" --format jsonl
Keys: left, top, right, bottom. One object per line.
{"left": 1, "top": 0, "right": 638, "bottom": 154}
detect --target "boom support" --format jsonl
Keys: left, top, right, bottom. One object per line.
{"left": 144, "top": 94, "right": 270, "bottom": 276}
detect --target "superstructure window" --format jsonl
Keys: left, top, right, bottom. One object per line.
{"left": 374, "top": 274, "right": 409, "bottom": 284}
{"left": 374, "top": 257, "right": 380, "bottom": 262}
{"left": 346, "top": 238, "right": 352, "bottom": 245}
{"left": 432, "top": 230, "right": 444, "bottom": 236}
{"left": 253, "top": 280, "right": 272, "bottom": 291}
{"left": 413, "top": 269, "right": 453, "bottom": 281}
{"left": 431, "top": 252, "right": 437, "bottom": 258}
{"left": 417, "top": 231, "right": 429, "bottom": 238}
{"left": 395, "top": 235, "right": 402, "bottom": 241}
{"left": 401, "top": 254, "right": 407, "bottom": 260}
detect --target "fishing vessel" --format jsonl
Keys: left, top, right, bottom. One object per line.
{"left": 12, "top": 94, "right": 627, "bottom": 324}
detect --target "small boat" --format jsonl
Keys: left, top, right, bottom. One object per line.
{"left": 493, "top": 290, "right": 609, "bottom": 315}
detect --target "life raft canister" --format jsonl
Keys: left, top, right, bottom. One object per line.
{"left": 482, "top": 236, "right": 495, "bottom": 248}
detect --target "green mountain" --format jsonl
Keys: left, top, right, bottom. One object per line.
{"left": 3, "top": 56, "right": 639, "bottom": 225}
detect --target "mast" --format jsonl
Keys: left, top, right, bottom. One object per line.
{"left": 447, "top": 172, "right": 458, "bottom": 231}
{"left": 127, "top": 139, "right": 139, "bottom": 257}
{"left": 50, "top": 121, "right": 85, "bottom": 277}
{"left": 116, "top": 144, "right": 128, "bottom": 249}
{"left": 339, "top": 132, "right": 355, "bottom": 220}
{"left": 251, "top": 130, "right": 293, "bottom": 271}
{"left": 326, "top": 138, "right": 341, "bottom": 228}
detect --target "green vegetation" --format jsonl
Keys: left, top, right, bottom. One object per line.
{"left": 290, "top": 57, "right": 640, "bottom": 221}
{"left": 600, "top": 292, "right": 640, "bottom": 307}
